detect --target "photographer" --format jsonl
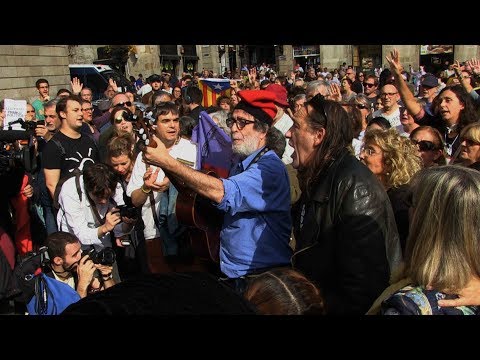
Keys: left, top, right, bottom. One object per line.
{"left": 56, "top": 162, "right": 135, "bottom": 283}
{"left": 44, "top": 231, "right": 115, "bottom": 299}
{"left": 0, "top": 113, "right": 37, "bottom": 255}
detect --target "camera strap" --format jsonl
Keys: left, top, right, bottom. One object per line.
{"left": 85, "top": 191, "right": 117, "bottom": 226}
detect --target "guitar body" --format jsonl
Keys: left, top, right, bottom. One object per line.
{"left": 173, "top": 170, "right": 222, "bottom": 263}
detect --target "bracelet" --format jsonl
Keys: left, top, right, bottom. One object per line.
{"left": 102, "top": 273, "right": 113, "bottom": 280}
{"left": 141, "top": 184, "right": 152, "bottom": 194}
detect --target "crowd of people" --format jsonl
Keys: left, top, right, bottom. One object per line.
{"left": 2, "top": 47, "right": 480, "bottom": 315}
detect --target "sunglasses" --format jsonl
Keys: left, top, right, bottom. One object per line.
{"left": 226, "top": 117, "right": 256, "bottom": 130}
{"left": 412, "top": 139, "right": 437, "bottom": 151}
{"left": 462, "top": 138, "right": 480, "bottom": 147}
{"left": 355, "top": 104, "right": 368, "bottom": 110}
{"left": 115, "top": 101, "right": 132, "bottom": 107}
{"left": 363, "top": 83, "right": 375, "bottom": 88}
{"left": 306, "top": 94, "right": 328, "bottom": 130}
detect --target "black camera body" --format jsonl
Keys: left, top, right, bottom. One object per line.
{"left": 0, "top": 130, "right": 37, "bottom": 175}
{"left": 82, "top": 246, "right": 116, "bottom": 266}
{"left": 22, "top": 120, "right": 45, "bottom": 131}
{"left": 118, "top": 204, "right": 138, "bottom": 219}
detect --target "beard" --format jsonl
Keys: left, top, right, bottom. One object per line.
{"left": 232, "top": 134, "right": 260, "bottom": 159}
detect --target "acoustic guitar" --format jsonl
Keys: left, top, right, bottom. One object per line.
{"left": 172, "top": 170, "right": 222, "bottom": 263}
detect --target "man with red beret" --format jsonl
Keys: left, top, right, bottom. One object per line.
{"left": 144, "top": 90, "right": 292, "bottom": 294}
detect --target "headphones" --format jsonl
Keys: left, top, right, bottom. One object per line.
{"left": 183, "top": 86, "right": 192, "bottom": 105}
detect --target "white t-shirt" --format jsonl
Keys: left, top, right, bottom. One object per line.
{"left": 126, "top": 138, "right": 197, "bottom": 240}
{"left": 57, "top": 176, "right": 126, "bottom": 250}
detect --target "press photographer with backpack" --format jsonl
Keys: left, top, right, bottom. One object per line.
{"left": 20, "top": 231, "right": 116, "bottom": 315}
{"left": 56, "top": 162, "right": 135, "bottom": 283}
{"left": 44, "top": 231, "right": 116, "bottom": 299}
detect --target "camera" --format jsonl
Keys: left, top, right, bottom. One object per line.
{"left": 0, "top": 131, "right": 37, "bottom": 176}
{"left": 118, "top": 204, "right": 138, "bottom": 219}
{"left": 82, "top": 245, "right": 116, "bottom": 266}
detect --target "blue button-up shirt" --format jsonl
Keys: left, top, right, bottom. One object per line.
{"left": 216, "top": 147, "right": 293, "bottom": 278}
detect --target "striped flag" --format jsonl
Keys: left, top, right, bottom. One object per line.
{"left": 197, "top": 78, "right": 231, "bottom": 107}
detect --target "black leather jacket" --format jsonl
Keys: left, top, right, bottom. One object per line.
{"left": 292, "top": 149, "right": 402, "bottom": 314}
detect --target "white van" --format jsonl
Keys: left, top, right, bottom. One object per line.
{"left": 69, "top": 64, "right": 134, "bottom": 100}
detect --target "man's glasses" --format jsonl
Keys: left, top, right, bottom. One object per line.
{"left": 114, "top": 117, "right": 125, "bottom": 124}
{"left": 82, "top": 107, "right": 93, "bottom": 112}
{"left": 412, "top": 139, "right": 437, "bottom": 151}
{"left": 306, "top": 94, "right": 328, "bottom": 130}
{"left": 363, "top": 83, "right": 375, "bottom": 88}
{"left": 115, "top": 101, "right": 132, "bottom": 107}
{"left": 380, "top": 92, "right": 398, "bottom": 97}
{"left": 226, "top": 117, "right": 256, "bottom": 130}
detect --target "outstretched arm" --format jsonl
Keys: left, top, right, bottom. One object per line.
{"left": 385, "top": 48, "right": 423, "bottom": 117}
{"left": 143, "top": 134, "right": 225, "bottom": 203}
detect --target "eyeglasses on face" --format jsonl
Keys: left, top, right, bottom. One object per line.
{"left": 411, "top": 139, "right": 437, "bottom": 151}
{"left": 226, "top": 117, "right": 256, "bottom": 130}
{"left": 380, "top": 92, "right": 398, "bottom": 97}
{"left": 360, "top": 147, "right": 379, "bottom": 156}
{"left": 306, "top": 94, "right": 328, "bottom": 130}
{"left": 355, "top": 104, "right": 368, "bottom": 110}
{"left": 461, "top": 137, "right": 480, "bottom": 147}
{"left": 363, "top": 83, "right": 375, "bottom": 88}
{"left": 115, "top": 101, "right": 132, "bottom": 107}
{"left": 82, "top": 107, "right": 93, "bottom": 112}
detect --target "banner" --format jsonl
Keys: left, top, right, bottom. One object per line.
{"left": 197, "top": 78, "right": 231, "bottom": 108}
{"left": 420, "top": 45, "right": 453, "bottom": 55}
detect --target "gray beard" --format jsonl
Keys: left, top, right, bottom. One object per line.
{"left": 232, "top": 136, "right": 259, "bottom": 158}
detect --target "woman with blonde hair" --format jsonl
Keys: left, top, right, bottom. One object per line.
{"left": 360, "top": 128, "right": 422, "bottom": 252}
{"left": 454, "top": 122, "right": 480, "bottom": 170}
{"left": 379, "top": 166, "right": 480, "bottom": 315}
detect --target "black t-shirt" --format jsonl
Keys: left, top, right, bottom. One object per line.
{"left": 42, "top": 131, "right": 99, "bottom": 179}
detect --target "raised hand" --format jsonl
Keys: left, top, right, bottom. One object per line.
{"left": 70, "top": 77, "right": 83, "bottom": 95}
{"left": 248, "top": 67, "right": 257, "bottom": 84}
{"left": 328, "top": 82, "right": 342, "bottom": 102}
{"left": 385, "top": 48, "right": 403, "bottom": 75}
{"left": 108, "top": 78, "right": 118, "bottom": 92}
{"left": 467, "top": 58, "right": 480, "bottom": 76}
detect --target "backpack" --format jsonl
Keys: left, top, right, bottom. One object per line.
{"left": 26, "top": 272, "right": 81, "bottom": 315}
{"left": 50, "top": 139, "right": 83, "bottom": 210}
{"left": 11, "top": 247, "right": 81, "bottom": 314}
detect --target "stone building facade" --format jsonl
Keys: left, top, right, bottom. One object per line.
{"left": 1, "top": 45, "right": 479, "bottom": 102}
{"left": 0, "top": 45, "right": 71, "bottom": 103}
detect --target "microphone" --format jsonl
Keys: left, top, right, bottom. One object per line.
{"left": 0, "top": 130, "right": 31, "bottom": 143}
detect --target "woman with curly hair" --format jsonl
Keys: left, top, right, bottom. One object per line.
{"left": 360, "top": 128, "right": 423, "bottom": 253}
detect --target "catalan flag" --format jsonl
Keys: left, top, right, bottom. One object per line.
{"left": 197, "top": 78, "right": 231, "bottom": 108}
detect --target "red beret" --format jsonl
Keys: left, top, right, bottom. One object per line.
{"left": 264, "top": 84, "right": 289, "bottom": 107}
{"left": 236, "top": 90, "right": 278, "bottom": 125}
